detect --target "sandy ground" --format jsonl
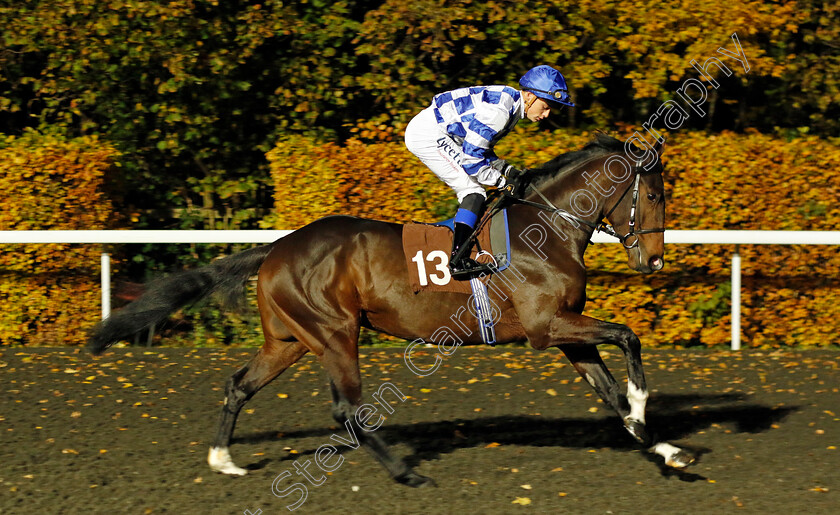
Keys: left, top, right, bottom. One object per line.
{"left": 1, "top": 346, "right": 838, "bottom": 514}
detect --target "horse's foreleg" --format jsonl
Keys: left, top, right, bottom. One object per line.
{"left": 208, "top": 339, "right": 307, "bottom": 476}
{"left": 535, "top": 313, "right": 695, "bottom": 469}
{"left": 323, "top": 350, "right": 435, "bottom": 488}
{"left": 612, "top": 332, "right": 695, "bottom": 469}
{"left": 558, "top": 344, "right": 632, "bottom": 419}
{"left": 559, "top": 344, "right": 658, "bottom": 449}
{"left": 606, "top": 332, "right": 653, "bottom": 446}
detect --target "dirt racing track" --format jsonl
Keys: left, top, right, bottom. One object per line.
{"left": 1, "top": 346, "right": 838, "bottom": 514}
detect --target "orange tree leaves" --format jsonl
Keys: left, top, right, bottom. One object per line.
{"left": 267, "top": 135, "right": 454, "bottom": 229}
{"left": 1, "top": 0, "right": 835, "bottom": 235}
{"left": 585, "top": 130, "right": 840, "bottom": 348}
{"left": 0, "top": 130, "right": 118, "bottom": 345}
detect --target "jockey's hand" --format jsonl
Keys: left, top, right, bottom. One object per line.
{"left": 502, "top": 166, "right": 528, "bottom": 198}
{"left": 490, "top": 159, "right": 517, "bottom": 177}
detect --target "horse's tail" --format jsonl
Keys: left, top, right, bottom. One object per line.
{"left": 87, "top": 243, "right": 277, "bottom": 355}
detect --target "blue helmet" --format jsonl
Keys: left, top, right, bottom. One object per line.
{"left": 519, "top": 65, "right": 575, "bottom": 107}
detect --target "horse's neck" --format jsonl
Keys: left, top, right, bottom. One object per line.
{"left": 532, "top": 152, "right": 634, "bottom": 222}
{"left": 513, "top": 173, "right": 598, "bottom": 260}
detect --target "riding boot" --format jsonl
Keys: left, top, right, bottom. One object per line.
{"left": 448, "top": 194, "right": 492, "bottom": 279}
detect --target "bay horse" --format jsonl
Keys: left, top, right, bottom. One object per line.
{"left": 88, "top": 133, "right": 695, "bottom": 487}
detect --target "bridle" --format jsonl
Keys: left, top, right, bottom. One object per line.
{"left": 510, "top": 159, "right": 665, "bottom": 249}
{"left": 600, "top": 170, "right": 666, "bottom": 248}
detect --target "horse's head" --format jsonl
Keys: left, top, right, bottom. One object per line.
{"left": 527, "top": 133, "right": 666, "bottom": 274}
{"left": 598, "top": 139, "right": 666, "bottom": 274}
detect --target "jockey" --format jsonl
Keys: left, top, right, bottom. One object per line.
{"left": 404, "top": 65, "right": 575, "bottom": 278}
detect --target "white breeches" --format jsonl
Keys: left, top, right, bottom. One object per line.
{"left": 404, "top": 106, "right": 486, "bottom": 203}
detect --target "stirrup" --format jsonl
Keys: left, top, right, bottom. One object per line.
{"left": 449, "top": 258, "right": 494, "bottom": 279}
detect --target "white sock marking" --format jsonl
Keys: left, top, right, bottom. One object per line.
{"left": 626, "top": 381, "right": 648, "bottom": 424}
{"left": 651, "top": 442, "right": 691, "bottom": 468}
{"left": 208, "top": 446, "right": 248, "bottom": 476}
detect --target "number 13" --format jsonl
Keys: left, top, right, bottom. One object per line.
{"left": 411, "top": 250, "right": 451, "bottom": 286}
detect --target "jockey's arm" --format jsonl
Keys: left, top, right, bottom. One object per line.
{"left": 460, "top": 104, "right": 513, "bottom": 188}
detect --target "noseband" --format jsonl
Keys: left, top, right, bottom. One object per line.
{"left": 600, "top": 171, "right": 665, "bottom": 249}
{"left": 514, "top": 160, "right": 665, "bottom": 249}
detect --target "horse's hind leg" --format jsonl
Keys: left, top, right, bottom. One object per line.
{"left": 208, "top": 331, "right": 307, "bottom": 475}
{"left": 322, "top": 346, "right": 435, "bottom": 488}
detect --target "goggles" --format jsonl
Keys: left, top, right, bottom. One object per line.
{"left": 526, "top": 87, "right": 570, "bottom": 103}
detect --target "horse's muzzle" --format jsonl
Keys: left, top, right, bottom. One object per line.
{"left": 649, "top": 256, "right": 665, "bottom": 272}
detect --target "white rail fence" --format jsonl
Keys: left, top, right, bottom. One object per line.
{"left": 3, "top": 230, "right": 840, "bottom": 350}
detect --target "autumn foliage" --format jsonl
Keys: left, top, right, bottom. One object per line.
{"left": 2, "top": 1, "right": 839, "bottom": 348}
{"left": 0, "top": 131, "right": 118, "bottom": 345}
{"left": 267, "top": 136, "right": 456, "bottom": 228}
{"left": 268, "top": 128, "right": 840, "bottom": 348}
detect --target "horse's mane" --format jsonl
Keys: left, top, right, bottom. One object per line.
{"left": 529, "top": 133, "right": 635, "bottom": 187}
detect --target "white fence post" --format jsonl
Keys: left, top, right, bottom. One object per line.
{"left": 731, "top": 245, "right": 741, "bottom": 351}
{"left": 101, "top": 252, "right": 111, "bottom": 320}
{"left": 1, "top": 230, "right": 838, "bottom": 349}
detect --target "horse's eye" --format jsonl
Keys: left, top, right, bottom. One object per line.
{"left": 647, "top": 193, "right": 656, "bottom": 201}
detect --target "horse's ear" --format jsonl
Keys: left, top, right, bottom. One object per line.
{"left": 653, "top": 139, "right": 665, "bottom": 157}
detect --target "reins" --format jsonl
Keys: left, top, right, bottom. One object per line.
{"left": 453, "top": 154, "right": 665, "bottom": 264}
{"left": 504, "top": 159, "right": 665, "bottom": 249}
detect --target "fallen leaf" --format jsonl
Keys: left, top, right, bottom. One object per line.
{"left": 512, "top": 497, "right": 531, "bottom": 505}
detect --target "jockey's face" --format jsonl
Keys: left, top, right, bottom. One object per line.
{"left": 524, "top": 92, "right": 555, "bottom": 122}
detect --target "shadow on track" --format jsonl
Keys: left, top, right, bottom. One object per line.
{"left": 233, "top": 392, "right": 798, "bottom": 481}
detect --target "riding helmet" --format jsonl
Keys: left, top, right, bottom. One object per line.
{"left": 519, "top": 65, "right": 575, "bottom": 107}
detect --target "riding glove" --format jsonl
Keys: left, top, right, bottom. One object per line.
{"left": 503, "top": 166, "right": 528, "bottom": 198}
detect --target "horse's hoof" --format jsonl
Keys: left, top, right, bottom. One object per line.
{"left": 651, "top": 442, "right": 696, "bottom": 470}
{"left": 208, "top": 447, "right": 248, "bottom": 476}
{"left": 623, "top": 417, "right": 652, "bottom": 446}
{"left": 395, "top": 471, "right": 436, "bottom": 488}
{"left": 666, "top": 449, "right": 696, "bottom": 469}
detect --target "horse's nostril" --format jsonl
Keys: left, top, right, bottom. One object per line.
{"left": 649, "top": 256, "right": 664, "bottom": 271}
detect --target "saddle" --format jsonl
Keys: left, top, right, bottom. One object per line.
{"left": 402, "top": 208, "right": 511, "bottom": 294}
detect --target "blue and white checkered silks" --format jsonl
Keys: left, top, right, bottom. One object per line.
{"left": 431, "top": 86, "right": 524, "bottom": 186}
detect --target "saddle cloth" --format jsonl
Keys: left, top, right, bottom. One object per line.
{"left": 402, "top": 209, "right": 510, "bottom": 294}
